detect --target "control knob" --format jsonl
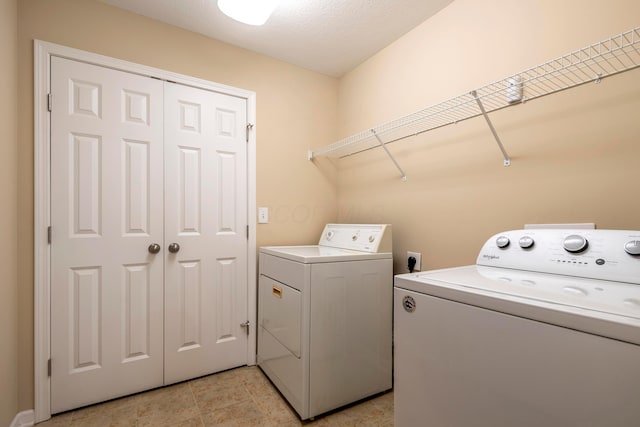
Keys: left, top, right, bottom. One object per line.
{"left": 519, "top": 236, "right": 534, "bottom": 249}
{"left": 624, "top": 240, "right": 640, "bottom": 256}
{"left": 495, "top": 236, "right": 510, "bottom": 249}
{"left": 563, "top": 235, "right": 588, "bottom": 253}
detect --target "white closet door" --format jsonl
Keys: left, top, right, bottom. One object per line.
{"left": 50, "top": 57, "right": 164, "bottom": 413}
{"left": 163, "top": 82, "right": 249, "bottom": 384}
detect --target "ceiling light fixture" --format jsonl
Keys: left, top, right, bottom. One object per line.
{"left": 217, "top": 0, "right": 280, "bottom": 26}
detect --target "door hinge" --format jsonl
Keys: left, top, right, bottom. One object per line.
{"left": 240, "top": 321, "right": 250, "bottom": 336}
{"left": 246, "top": 225, "right": 249, "bottom": 240}
{"left": 47, "top": 226, "right": 52, "bottom": 244}
{"left": 47, "top": 359, "right": 51, "bottom": 377}
{"left": 47, "top": 93, "right": 52, "bottom": 112}
{"left": 246, "top": 123, "right": 254, "bottom": 143}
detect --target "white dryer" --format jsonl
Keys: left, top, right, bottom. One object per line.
{"left": 394, "top": 228, "right": 640, "bottom": 427}
{"left": 258, "top": 224, "right": 393, "bottom": 420}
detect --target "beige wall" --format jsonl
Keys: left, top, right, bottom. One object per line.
{"left": 17, "top": 0, "right": 338, "bottom": 411}
{"left": 0, "top": 0, "right": 19, "bottom": 424}
{"left": 13, "top": 0, "right": 640, "bottom": 414}
{"left": 336, "top": 0, "right": 640, "bottom": 273}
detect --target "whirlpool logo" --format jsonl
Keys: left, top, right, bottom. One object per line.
{"left": 402, "top": 296, "right": 416, "bottom": 313}
{"left": 482, "top": 254, "right": 500, "bottom": 261}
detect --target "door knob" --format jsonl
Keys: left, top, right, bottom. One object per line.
{"left": 168, "top": 243, "right": 180, "bottom": 253}
{"left": 148, "top": 243, "right": 161, "bottom": 254}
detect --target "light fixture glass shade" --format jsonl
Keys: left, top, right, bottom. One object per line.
{"left": 217, "top": 0, "right": 280, "bottom": 26}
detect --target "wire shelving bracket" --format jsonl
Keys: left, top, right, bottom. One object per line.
{"left": 371, "top": 129, "right": 407, "bottom": 181}
{"left": 471, "top": 90, "right": 511, "bottom": 166}
{"left": 308, "top": 26, "right": 640, "bottom": 179}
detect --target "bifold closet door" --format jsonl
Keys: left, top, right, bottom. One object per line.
{"left": 50, "top": 57, "right": 250, "bottom": 413}
{"left": 163, "top": 82, "right": 249, "bottom": 384}
{"left": 50, "top": 57, "right": 165, "bottom": 413}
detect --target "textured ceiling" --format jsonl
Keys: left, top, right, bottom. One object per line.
{"left": 100, "top": 0, "right": 454, "bottom": 77}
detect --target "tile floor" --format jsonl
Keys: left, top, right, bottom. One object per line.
{"left": 38, "top": 366, "right": 394, "bottom": 426}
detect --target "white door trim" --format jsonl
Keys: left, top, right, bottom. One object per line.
{"left": 34, "top": 40, "right": 257, "bottom": 423}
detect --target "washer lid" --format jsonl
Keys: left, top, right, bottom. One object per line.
{"left": 395, "top": 265, "right": 640, "bottom": 345}
{"left": 260, "top": 245, "right": 392, "bottom": 263}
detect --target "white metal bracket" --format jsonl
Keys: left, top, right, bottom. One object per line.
{"left": 371, "top": 129, "right": 407, "bottom": 181}
{"left": 471, "top": 90, "right": 511, "bottom": 166}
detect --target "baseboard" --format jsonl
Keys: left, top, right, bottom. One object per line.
{"left": 9, "top": 410, "right": 34, "bottom": 427}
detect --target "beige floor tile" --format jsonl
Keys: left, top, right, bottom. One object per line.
{"left": 244, "top": 379, "right": 281, "bottom": 401}
{"left": 71, "top": 394, "right": 139, "bottom": 422}
{"left": 136, "top": 382, "right": 199, "bottom": 426}
{"left": 200, "top": 400, "right": 266, "bottom": 426}
{"left": 136, "top": 382, "right": 192, "bottom": 406}
{"left": 190, "top": 369, "right": 242, "bottom": 391}
{"left": 234, "top": 366, "right": 271, "bottom": 387}
{"left": 308, "top": 411, "right": 355, "bottom": 427}
{"left": 69, "top": 414, "right": 113, "bottom": 427}
{"left": 39, "top": 366, "right": 394, "bottom": 426}
{"left": 169, "top": 415, "right": 206, "bottom": 427}
{"left": 35, "top": 411, "right": 74, "bottom": 427}
{"left": 342, "top": 407, "right": 383, "bottom": 423}
{"left": 251, "top": 388, "right": 298, "bottom": 420}
{"left": 263, "top": 404, "right": 302, "bottom": 426}
{"left": 370, "top": 392, "right": 394, "bottom": 412}
{"left": 261, "top": 419, "right": 304, "bottom": 427}
{"left": 73, "top": 404, "right": 138, "bottom": 426}
{"left": 191, "top": 382, "right": 254, "bottom": 413}
{"left": 137, "top": 404, "right": 200, "bottom": 427}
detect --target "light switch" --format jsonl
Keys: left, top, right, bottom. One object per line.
{"left": 258, "top": 207, "right": 269, "bottom": 224}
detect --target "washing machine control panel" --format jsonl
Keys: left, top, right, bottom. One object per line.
{"left": 318, "top": 224, "right": 392, "bottom": 253}
{"left": 478, "top": 229, "right": 640, "bottom": 284}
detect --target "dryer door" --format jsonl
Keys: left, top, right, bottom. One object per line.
{"left": 259, "top": 275, "right": 301, "bottom": 357}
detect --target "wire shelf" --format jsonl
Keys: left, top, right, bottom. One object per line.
{"left": 309, "top": 26, "right": 640, "bottom": 160}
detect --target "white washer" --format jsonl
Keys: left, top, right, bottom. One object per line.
{"left": 394, "top": 229, "right": 640, "bottom": 427}
{"left": 258, "top": 224, "right": 393, "bottom": 420}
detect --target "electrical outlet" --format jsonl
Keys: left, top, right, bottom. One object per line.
{"left": 407, "top": 251, "right": 422, "bottom": 272}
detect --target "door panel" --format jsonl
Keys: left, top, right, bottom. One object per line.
{"left": 51, "top": 57, "right": 164, "bottom": 413}
{"left": 164, "top": 83, "right": 248, "bottom": 384}
{"left": 69, "top": 267, "right": 101, "bottom": 372}
{"left": 177, "top": 260, "right": 202, "bottom": 351}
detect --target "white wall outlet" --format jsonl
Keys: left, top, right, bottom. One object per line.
{"left": 407, "top": 251, "right": 422, "bottom": 272}
{"left": 258, "top": 207, "right": 269, "bottom": 224}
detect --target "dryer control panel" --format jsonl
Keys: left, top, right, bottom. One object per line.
{"left": 318, "top": 224, "right": 392, "bottom": 253}
{"left": 477, "top": 229, "right": 640, "bottom": 284}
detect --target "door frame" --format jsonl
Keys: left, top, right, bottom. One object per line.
{"left": 34, "top": 40, "right": 257, "bottom": 423}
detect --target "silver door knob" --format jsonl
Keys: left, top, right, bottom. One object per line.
{"left": 148, "top": 243, "right": 161, "bottom": 254}
{"left": 168, "top": 243, "right": 180, "bottom": 253}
